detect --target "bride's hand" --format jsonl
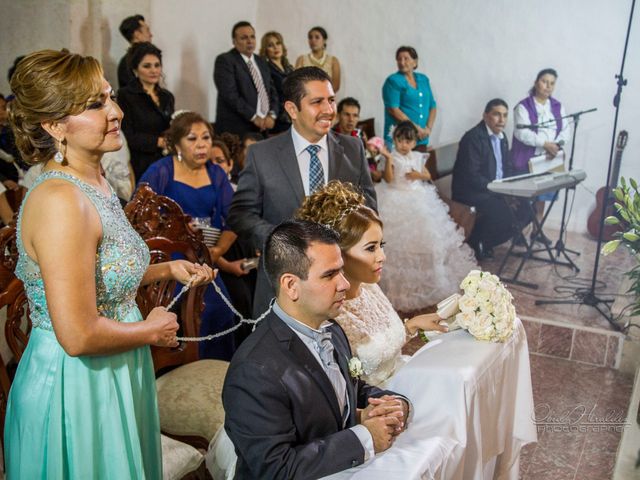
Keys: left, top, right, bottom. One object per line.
{"left": 405, "top": 313, "right": 449, "bottom": 335}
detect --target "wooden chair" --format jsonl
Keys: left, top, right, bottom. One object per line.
{"left": 124, "top": 183, "right": 210, "bottom": 263}
{"left": 356, "top": 117, "right": 376, "bottom": 139}
{"left": 126, "top": 185, "right": 230, "bottom": 452}
{"left": 0, "top": 224, "right": 19, "bottom": 291}
{"left": 4, "top": 186, "right": 27, "bottom": 215}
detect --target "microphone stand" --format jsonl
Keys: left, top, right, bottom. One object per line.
{"left": 535, "top": 0, "right": 635, "bottom": 331}
{"left": 554, "top": 108, "right": 597, "bottom": 268}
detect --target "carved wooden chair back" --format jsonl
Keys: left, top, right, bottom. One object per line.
{"left": 0, "top": 224, "right": 19, "bottom": 291}
{"left": 124, "top": 183, "right": 211, "bottom": 264}
{"left": 1, "top": 278, "right": 30, "bottom": 362}
{"left": 137, "top": 236, "right": 206, "bottom": 373}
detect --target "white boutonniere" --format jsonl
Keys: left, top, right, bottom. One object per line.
{"left": 348, "top": 356, "right": 364, "bottom": 379}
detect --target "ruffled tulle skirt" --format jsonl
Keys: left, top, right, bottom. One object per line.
{"left": 376, "top": 181, "right": 477, "bottom": 311}
{"left": 4, "top": 308, "right": 162, "bottom": 479}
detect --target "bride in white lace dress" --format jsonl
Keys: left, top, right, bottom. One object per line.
{"left": 375, "top": 121, "right": 477, "bottom": 311}
{"left": 297, "top": 181, "right": 449, "bottom": 385}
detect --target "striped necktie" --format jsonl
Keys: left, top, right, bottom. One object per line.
{"left": 306, "top": 144, "right": 324, "bottom": 194}
{"left": 246, "top": 58, "right": 269, "bottom": 115}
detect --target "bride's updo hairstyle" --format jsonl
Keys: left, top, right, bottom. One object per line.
{"left": 297, "top": 180, "right": 382, "bottom": 251}
{"left": 9, "top": 49, "right": 103, "bottom": 165}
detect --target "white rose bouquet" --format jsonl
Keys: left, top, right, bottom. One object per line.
{"left": 454, "top": 270, "right": 516, "bottom": 342}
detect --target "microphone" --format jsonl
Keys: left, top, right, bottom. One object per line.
{"left": 516, "top": 123, "right": 532, "bottom": 129}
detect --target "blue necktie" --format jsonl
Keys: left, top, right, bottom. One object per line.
{"left": 306, "top": 144, "right": 324, "bottom": 194}
{"left": 491, "top": 135, "right": 503, "bottom": 180}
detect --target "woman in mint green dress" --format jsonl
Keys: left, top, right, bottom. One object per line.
{"left": 4, "top": 50, "right": 213, "bottom": 479}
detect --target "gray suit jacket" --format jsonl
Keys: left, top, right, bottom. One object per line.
{"left": 227, "top": 129, "right": 377, "bottom": 316}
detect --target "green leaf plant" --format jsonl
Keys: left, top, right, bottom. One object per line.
{"left": 602, "top": 177, "right": 640, "bottom": 318}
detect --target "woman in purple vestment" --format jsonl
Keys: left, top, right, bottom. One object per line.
{"left": 511, "top": 68, "right": 571, "bottom": 242}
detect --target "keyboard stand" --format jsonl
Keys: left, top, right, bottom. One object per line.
{"left": 497, "top": 194, "right": 574, "bottom": 289}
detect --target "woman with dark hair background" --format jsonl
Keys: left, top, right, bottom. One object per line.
{"left": 382, "top": 46, "right": 437, "bottom": 151}
{"left": 295, "top": 26, "right": 341, "bottom": 92}
{"left": 118, "top": 42, "right": 175, "bottom": 180}
{"left": 260, "top": 31, "right": 293, "bottom": 134}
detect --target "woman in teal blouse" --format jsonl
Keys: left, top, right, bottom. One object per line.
{"left": 382, "top": 46, "right": 437, "bottom": 151}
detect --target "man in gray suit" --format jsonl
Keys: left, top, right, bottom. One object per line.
{"left": 227, "top": 67, "right": 377, "bottom": 317}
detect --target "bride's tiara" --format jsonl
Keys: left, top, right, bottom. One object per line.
{"left": 324, "top": 204, "right": 361, "bottom": 229}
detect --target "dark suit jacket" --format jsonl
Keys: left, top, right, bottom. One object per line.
{"left": 117, "top": 53, "right": 135, "bottom": 89}
{"left": 223, "top": 311, "right": 394, "bottom": 479}
{"left": 227, "top": 129, "right": 377, "bottom": 315}
{"left": 118, "top": 80, "right": 175, "bottom": 180}
{"left": 213, "top": 49, "right": 278, "bottom": 136}
{"left": 452, "top": 121, "right": 511, "bottom": 206}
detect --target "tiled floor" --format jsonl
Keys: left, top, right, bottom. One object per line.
{"left": 519, "top": 355, "right": 633, "bottom": 480}
{"left": 484, "top": 228, "right": 636, "bottom": 480}
{"left": 478, "top": 228, "right": 636, "bottom": 331}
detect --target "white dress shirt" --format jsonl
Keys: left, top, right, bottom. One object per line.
{"left": 239, "top": 52, "right": 269, "bottom": 118}
{"left": 273, "top": 302, "right": 375, "bottom": 462}
{"left": 291, "top": 127, "right": 329, "bottom": 196}
{"left": 513, "top": 99, "right": 571, "bottom": 155}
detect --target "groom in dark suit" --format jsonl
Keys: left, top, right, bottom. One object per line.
{"left": 227, "top": 66, "right": 376, "bottom": 316}
{"left": 452, "top": 98, "right": 525, "bottom": 259}
{"left": 213, "top": 21, "right": 278, "bottom": 136}
{"left": 223, "top": 220, "right": 408, "bottom": 479}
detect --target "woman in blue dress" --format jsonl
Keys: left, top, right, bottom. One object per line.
{"left": 140, "top": 111, "right": 242, "bottom": 361}
{"left": 4, "top": 50, "right": 213, "bottom": 478}
{"left": 382, "top": 46, "right": 437, "bottom": 151}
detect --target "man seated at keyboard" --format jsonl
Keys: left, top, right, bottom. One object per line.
{"left": 452, "top": 99, "right": 529, "bottom": 259}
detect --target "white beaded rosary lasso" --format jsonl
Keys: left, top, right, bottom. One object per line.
{"left": 164, "top": 276, "right": 271, "bottom": 342}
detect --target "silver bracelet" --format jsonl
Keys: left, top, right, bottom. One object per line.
{"left": 403, "top": 318, "right": 418, "bottom": 339}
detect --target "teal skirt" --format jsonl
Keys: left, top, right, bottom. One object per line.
{"left": 4, "top": 308, "right": 162, "bottom": 479}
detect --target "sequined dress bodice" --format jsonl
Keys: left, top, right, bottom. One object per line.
{"left": 15, "top": 171, "right": 150, "bottom": 330}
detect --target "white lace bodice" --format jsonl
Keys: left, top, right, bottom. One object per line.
{"left": 335, "top": 283, "right": 407, "bottom": 386}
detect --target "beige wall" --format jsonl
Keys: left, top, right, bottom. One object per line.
{"left": 1, "top": 0, "right": 639, "bottom": 232}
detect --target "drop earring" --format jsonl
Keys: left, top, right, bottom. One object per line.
{"left": 54, "top": 138, "right": 64, "bottom": 163}
{"left": 177, "top": 151, "right": 183, "bottom": 162}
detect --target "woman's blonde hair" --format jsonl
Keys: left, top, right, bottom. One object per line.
{"left": 296, "top": 180, "right": 382, "bottom": 251}
{"left": 9, "top": 49, "right": 104, "bottom": 165}
{"left": 259, "top": 31, "right": 293, "bottom": 71}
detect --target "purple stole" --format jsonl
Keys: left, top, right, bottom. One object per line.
{"left": 510, "top": 95, "right": 563, "bottom": 173}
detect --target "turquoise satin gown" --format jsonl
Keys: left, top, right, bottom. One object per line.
{"left": 4, "top": 171, "right": 162, "bottom": 479}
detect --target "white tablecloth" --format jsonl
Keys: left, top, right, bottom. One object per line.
{"left": 323, "top": 318, "right": 537, "bottom": 480}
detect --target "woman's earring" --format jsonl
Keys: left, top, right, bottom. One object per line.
{"left": 177, "top": 151, "right": 183, "bottom": 162}
{"left": 54, "top": 138, "right": 64, "bottom": 163}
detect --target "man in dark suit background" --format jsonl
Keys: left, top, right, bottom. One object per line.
{"left": 223, "top": 220, "right": 408, "bottom": 479}
{"left": 117, "top": 14, "right": 153, "bottom": 89}
{"left": 227, "top": 66, "right": 376, "bottom": 316}
{"left": 213, "top": 21, "right": 278, "bottom": 136}
{"left": 452, "top": 98, "right": 524, "bottom": 259}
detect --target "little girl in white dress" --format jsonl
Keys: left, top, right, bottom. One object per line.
{"left": 376, "top": 121, "right": 477, "bottom": 311}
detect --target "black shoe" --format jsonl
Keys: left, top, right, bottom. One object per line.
{"left": 473, "top": 243, "right": 494, "bottom": 260}
{"left": 531, "top": 232, "right": 552, "bottom": 245}
{"left": 513, "top": 234, "right": 527, "bottom": 247}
